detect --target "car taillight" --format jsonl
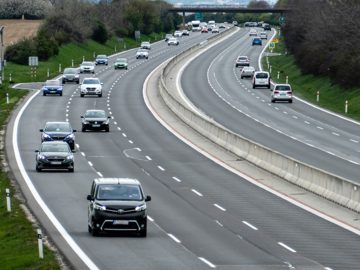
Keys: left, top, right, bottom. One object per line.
{"left": 287, "top": 91, "right": 292, "bottom": 95}
{"left": 274, "top": 91, "right": 279, "bottom": 94}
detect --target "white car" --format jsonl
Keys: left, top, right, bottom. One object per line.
{"left": 235, "top": 56, "right": 250, "bottom": 67}
{"left": 140, "top": 41, "right": 151, "bottom": 50}
{"left": 80, "top": 77, "right": 103, "bottom": 97}
{"left": 168, "top": 37, "right": 179, "bottom": 46}
{"left": 212, "top": 27, "right": 219, "bottom": 33}
{"left": 259, "top": 32, "right": 268, "bottom": 39}
{"left": 240, "top": 66, "right": 255, "bottom": 79}
{"left": 253, "top": 71, "right": 270, "bottom": 89}
{"left": 271, "top": 84, "right": 293, "bottom": 103}
{"left": 174, "top": 30, "right": 183, "bottom": 37}
{"left": 136, "top": 49, "right": 149, "bottom": 59}
{"left": 80, "top": 61, "right": 95, "bottom": 74}
{"left": 249, "top": 28, "right": 257, "bottom": 36}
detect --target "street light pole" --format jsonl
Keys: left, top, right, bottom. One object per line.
{"left": 0, "top": 26, "right": 4, "bottom": 85}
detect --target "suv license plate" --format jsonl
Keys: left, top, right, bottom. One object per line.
{"left": 113, "top": 220, "right": 128, "bottom": 225}
{"left": 92, "top": 124, "right": 100, "bottom": 127}
{"left": 51, "top": 161, "right": 62, "bottom": 165}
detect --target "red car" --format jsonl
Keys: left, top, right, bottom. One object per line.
{"left": 201, "top": 27, "right": 208, "bottom": 33}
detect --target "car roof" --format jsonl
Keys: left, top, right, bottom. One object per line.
{"left": 254, "top": 71, "right": 269, "bottom": 74}
{"left": 45, "top": 79, "right": 60, "bottom": 83}
{"left": 45, "top": 121, "right": 69, "bottom": 125}
{"left": 83, "top": 77, "right": 100, "bottom": 80}
{"left": 82, "top": 61, "right": 94, "bottom": 64}
{"left": 85, "top": 109, "right": 105, "bottom": 113}
{"left": 94, "top": 178, "right": 141, "bottom": 186}
{"left": 41, "top": 141, "right": 69, "bottom": 146}
{"left": 96, "top": 54, "right": 107, "bottom": 57}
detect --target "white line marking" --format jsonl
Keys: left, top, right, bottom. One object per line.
{"left": 317, "top": 126, "right": 324, "bottom": 130}
{"left": 122, "top": 133, "right": 127, "bottom": 137}
{"left": 146, "top": 156, "right": 152, "bottom": 161}
{"left": 117, "top": 127, "right": 121, "bottom": 131}
{"left": 214, "top": 204, "right": 226, "bottom": 211}
{"left": 88, "top": 161, "right": 93, "bottom": 167}
{"left": 350, "top": 139, "right": 359, "bottom": 143}
{"left": 12, "top": 90, "right": 99, "bottom": 270}
{"left": 191, "top": 189, "right": 203, "bottom": 197}
{"left": 97, "top": 172, "right": 103, "bottom": 177}
{"left": 198, "top": 257, "right": 216, "bottom": 268}
{"left": 157, "top": 166, "right": 165, "bottom": 171}
{"left": 292, "top": 115, "right": 298, "bottom": 119}
{"left": 215, "top": 220, "right": 223, "bottom": 227}
{"left": 172, "top": 176, "right": 182, "bottom": 182}
{"left": 128, "top": 140, "right": 133, "bottom": 144}
{"left": 147, "top": 216, "right": 154, "bottom": 222}
{"left": 114, "top": 121, "right": 117, "bottom": 125}
{"left": 278, "top": 242, "right": 297, "bottom": 253}
{"left": 81, "top": 152, "right": 85, "bottom": 157}
{"left": 332, "top": 132, "right": 340, "bottom": 136}
{"left": 304, "top": 121, "right": 310, "bottom": 125}
{"left": 242, "top": 221, "right": 258, "bottom": 230}
{"left": 76, "top": 144, "right": 80, "bottom": 149}
{"left": 168, "top": 234, "right": 181, "bottom": 243}
{"left": 135, "top": 148, "right": 141, "bottom": 152}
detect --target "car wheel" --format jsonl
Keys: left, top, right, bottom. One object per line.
{"left": 69, "top": 167, "right": 74, "bottom": 172}
{"left": 62, "top": 80, "right": 66, "bottom": 84}
{"left": 88, "top": 225, "right": 92, "bottom": 233}
{"left": 76, "top": 80, "right": 79, "bottom": 84}
{"left": 139, "top": 222, "right": 147, "bottom": 237}
{"left": 105, "top": 127, "right": 110, "bottom": 132}
{"left": 60, "top": 92, "right": 63, "bottom": 96}
{"left": 289, "top": 99, "right": 293, "bottom": 103}
{"left": 252, "top": 84, "right": 256, "bottom": 89}
{"left": 36, "top": 165, "right": 41, "bottom": 172}
{"left": 98, "top": 94, "right": 102, "bottom": 97}
{"left": 267, "top": 85, "right": 271, "bottom": 89}
{"left": 91, "top": 226, "right": 99, "bottom": 236}
{"left": 80, "top": 94, "right": 84, "bottom": 97}
{"left": 271, "top": 99, "right": 275, "bottom": 103}
{"left": 82, "top": 126, "right": 86, "bottom": 132}
{"left": 43, "top": 92, "right": 46, "bottom": 96}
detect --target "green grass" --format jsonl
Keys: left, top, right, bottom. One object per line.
{"left": 4, "top": 34, "right": 165, "bottom": 84}
{"left": 0, "top": 86, "right": 60, "bottom": 269}
{"left": 263, "top": 30, "right": 360, "bottom": 121}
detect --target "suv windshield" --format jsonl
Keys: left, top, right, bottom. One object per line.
{"left": 256, "top": 73, "right": 269, "bottom": 78}
{"left": 85, "top": 110, "right": 106, "bottom": 118}
{"left": 64, "top": 68, "right": 77, "bottom": 74}
{"left": 44, "top": 123, "right": 72, "bottom": 132}
{"left": 96, "top": 55, "right": 107, "bottom": 59}
{"left": 97, "top": 184, "right": 143, "bottom": 201}
{"left": 83, "top": 79, "right": 100, "bottom": 84}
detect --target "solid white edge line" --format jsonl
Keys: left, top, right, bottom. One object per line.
{"left": 13, "top": 90, "right": 99, "bottom": 270}
{"left": 147, "top": 215, "right": 154, "bottom": 222}
{"left": 88, "top": 161, "right": 93, "bottom": 167}
{"left": 191, "top": 189, "right": 203, "bottom": 197}
{"left": 278, "top": 242, "right": 297, "bottom": 253}
{"left": 242, "top": 221, "right": 258, "bottom": 231}
{"left": 168, "top": 233, "right": 181, "bottom": 243}
{"left": 146, "top": 156, "right": 152, "bottom": 161}
{"left": 198, "top": 257, "right": 216, "bottom": 268}
{"left": 97, "top": 172, "right": 103, "bottom": 177}
{"left": 143, "top": 58, "right": 360, "bottom": 236}
{"left": 172, "top": 176, "right": 182, "bottom": 183}
{"left": 157, "top": 165, "right": 165, "bottom": 171}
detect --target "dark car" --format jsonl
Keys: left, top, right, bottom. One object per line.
{"left": 252, "top": 37, "right": 262, "bottom": 46}
{"left": 35, "top": 141, "right": 74, "bottom": 172}
{"left": 62, "top": 68, "right": 80, "bottom": 84}
{"left": 40, "top": 121, "right": 77, "bottom": 150}
{"left": 42, "top": 80, "right": 63, "bottom": 96}
{"left": 263, "top": 23, "right": 271, "bottom": 31}
{"left": 114, "top": 58, "right": 128, "bottom": 70}
{"left": 87, "top": 178, "right": 151, "bottom": 237}
{"left": 95, "top": 54, "right": 108, "bottom": 65}
{"left": 81, "top": 109, "right": 110, "bottom": 132}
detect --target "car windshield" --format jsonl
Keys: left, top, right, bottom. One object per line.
{"left": 97, "top": 184, "right": 143, "bottom": 201}
{"left": 44, "top": 122, "right": 72, "bottom": 132}
{"left": 141, "top": 42, "right": 150, "bottom": 45}
{"left": 238, "top": 57, "right": 248, "bottom": 61}
{"left": 45, "top": 80, "right": 61, "bottom": 86}
{"left": 82, "top": 62, "right": 94, "bottom": 66}
{"left": 83, "top": 79, "right": 100, "bottom": 84}
{"left": 243, "top": 67, "right": 254, "bottom": 72}
{"left": 256, "top": 73, "right": 269, "bottom": 78}
{"left": 41, "top": 143, "right": 69, "bottom": 152}
{"left": 117, "top": 58, "right": 127, "bottom": 63}
{"left": 85, "top": 110, "right": 106, "bottom": 118}
{"left": 276, "top": 85, "right": 291, "bottom": 91}
{"left": 96, "top": 55, "right": 107, "bottom": 59}
{"left": 64, "top": 68, "right": 77, "bottom": 74}
{"left": 166, "top": 34, "right": 172, "bottom": 37}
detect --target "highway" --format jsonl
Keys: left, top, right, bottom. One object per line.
{"left": 7, "top": 27, "right": 360, "bottom": 270}
{"left": 181, "top": 27, "right": 360, "bottom": 182}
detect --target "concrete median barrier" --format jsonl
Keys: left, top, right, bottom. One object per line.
{"left": 158, "top": 27, "right": 360, "bottom": 212}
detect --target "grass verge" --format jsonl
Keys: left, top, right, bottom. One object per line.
{"left": 263, "top": 30, "right": 360, "bottom": 121}
{"left": 0, "top": 87, "right": 61, "bottom": 270}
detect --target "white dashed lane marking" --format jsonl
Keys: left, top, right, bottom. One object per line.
{"left": 214, "top": 203, "right": 226, "bottom": 212}
{"left": 191, "top": 189, "right": 203, "bottom": 197}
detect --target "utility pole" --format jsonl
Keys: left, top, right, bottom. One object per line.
{"left": 0, "top": 26, "right": 4, "bottom": 85}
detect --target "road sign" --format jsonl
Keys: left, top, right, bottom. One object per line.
{"left": 195, "top": 12, "right": 203, "bottom": 21}
{"left": 272, "top": 38, "right": 279, "bottom": 43}
{"left": 28, "top": 56, "right": 38, "bottom": 66}
{"left": 279, "top": 16, "right": 285, "bottom": 25}
{"left": 269, "top": 42, "right": 275, "bottom": 49}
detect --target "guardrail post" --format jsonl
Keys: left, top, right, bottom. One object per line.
{"left": 345, "top": 100, "right": 348, "bottom": 113}
{"left": 5, "top": 188, "right": 11, "bottom": 212}
{"left": 47, "top": 68, "right": 49, "bottom": 78}
{"left": 58, "top": 64, "right": 61, "bottom": 73}
{"left": 71, "top": 59, "right": 74, "bottom": 67}
{"left": 316, "top": 91, "right": 320, "bottom": 102}
{"left": 82, "top": 56, "right": 85, "bottom": 62}
{"left": 286, "top": 76, "right": 288, "bottom": 84}
{"left": 6, "top": 93, "right": 9, "bottom": 104}
{"left": 93, "top": 51, "right": 96, "bottom": 58}
{"left": 9, "top": 73, "right": 11, "bottom": 82}
{"left": 269, "top": 65, "right": 272, "bottom": 74}
{"left": 37, "top": 229, "right": 44, "bottom": 259}
{"left": 277, "top": 71, "right": 280, "bottom": 80}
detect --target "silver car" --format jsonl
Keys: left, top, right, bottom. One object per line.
{"left": 136, "top": 49, "right": 149, "bottom": 59}
{"left": 240, "top": 66, "right": 255, "bottom": 79}
{"left": 80, "top": 61, "right": 95, "bottom": 74}
{"left": 235, "top": 56, "right": 250, "bottom": 67}
{"left": 271, "top": 84, "right": 293, "bottom": 103}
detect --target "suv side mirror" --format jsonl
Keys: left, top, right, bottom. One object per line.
{"left": 73, "top": 129, "right": 77, "bottom": 132}
{"left": 145, "top": 195, "right": 151, "bottom": 202}
{"left": 107, "top": 116, "right": 111, "bottom": 119}
{"left": 87, "top": 195, "right": 93, "bottom": 201}
{"left": 80, "top": 116, "right": 84, "bottom": 118}
{"left": 35, "top": 150, "right": 39, "bottom": 153}
{"left": 39, "top": 129, "right": 44, "bottom": 132}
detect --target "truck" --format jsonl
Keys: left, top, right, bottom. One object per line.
{"left": 191, "top": 20, "right": 201, "bottom": 32}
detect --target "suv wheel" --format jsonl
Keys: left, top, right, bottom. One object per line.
{"left": 252, "top": 84, "right": 256, "bottom": 89}
{"left": 68, "top": 167, "right": 74, "bottom": 172}
{"left": 80, "top": 94, "right": 84, "bottom": 97}
{"left": 98, "top": 93, "right": 102, "bottom": 97}
{"left": 36, "top": 165, "right": 41, "bottom": 172}
{"left": 139, "top": 222, "right": 147, "bottom": 237}
{"left": 105, "top": 126, "right": 110, "bottom": 132}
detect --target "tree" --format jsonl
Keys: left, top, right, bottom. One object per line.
{"left": 247, "top": 0, "right": 271, "bottom": 9}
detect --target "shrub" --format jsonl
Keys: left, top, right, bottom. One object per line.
{"left": 92, "top": 21, "right": 108, "bottom": 44}
{"left": 5, "top": 38, "right": 36, "bottom": 65}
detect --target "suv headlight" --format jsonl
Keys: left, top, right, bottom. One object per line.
{"left": 94, "top": 203, "right": 106, "bottom": 211}
{"left": 135, "top": 204, "right": 146, "bottom": 212}
{"left": 66, "top": 155, "right": 73, "bottom": 160}
{"left": 38, "top": 154, "right": 46, "bottom": 160}
{"left": 66, "top": 134, "right": 75, "bottom": 140}
{"left": 42, "top": 133, "right": 51, "bottom": 140}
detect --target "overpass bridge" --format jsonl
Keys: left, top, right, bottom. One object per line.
{"left": 167, "top": 5, "right": 290, "bottom": 14}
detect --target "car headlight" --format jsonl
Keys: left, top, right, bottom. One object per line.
{"left": 75, "top": 74, "right": 79, "bottom": 78}
{"left": 66, "top": 155, "right": 73, "bottom": 160}
{"left": 38, "top": 154, "right": 46, "bottom": 160}
{"left": 83, "top": 120, "right": 89, "bottom": 124}
{"left": 42, "top": 87, "right": 47, "bottom": 91}
{"left": 42, "top": 133, "right": 51, "bottom": 140}
{"left": 94, "top": 203, "right": 106, "bottom": 211}
{"left": 66, "top": 134, "right": 75, "bottom": 140}
{"left": 135, "top": 204, "right": 146, "bottom": 212}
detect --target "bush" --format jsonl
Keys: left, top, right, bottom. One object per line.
{"left": 5, "top": 38, "right": 36, "bottom": 65}
{"left": 35, "top": 30, "right": 59, "bottom": 60}
{"left": 92, "top": 21, "right": 108, "bottom": 44}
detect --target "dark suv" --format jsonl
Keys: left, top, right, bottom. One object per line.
{"left": 81, "top": 109, "right": 110, "bottom": 132}
{"left": 87, "top": 178, "right": 151, "bottom": 237}
{"left": 40, "top": 121, "right": 77, "bottom": 150}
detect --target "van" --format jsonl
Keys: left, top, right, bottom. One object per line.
{"left": 253, "top": 71, "right": 270, "bottom": 89}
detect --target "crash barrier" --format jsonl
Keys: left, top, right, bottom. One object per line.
{"left": 158, "top": 27, "right": 360, "bottom": 212}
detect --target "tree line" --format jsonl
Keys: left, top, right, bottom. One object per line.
{"left": 282, "top": 0, "right": 360, "bottom": 88}
{"left": 4, "top": 0, "right": 180, "bottom": 65}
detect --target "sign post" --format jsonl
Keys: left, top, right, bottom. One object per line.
{"left": 28, "top": 56, "right": 38, "bottom": 80}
